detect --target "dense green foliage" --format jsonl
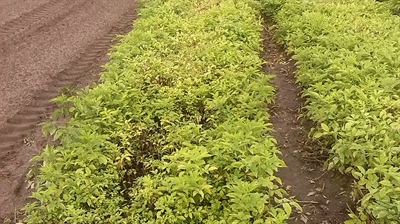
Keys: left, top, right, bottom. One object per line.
{"left": 379, "top": 0, "right": 400, "bottom": 15}
{"left": 262, "top": 0, "right": 400, "bottom": 223}
{"left": 25, "top": 0, "right": 298, "bottom": 223}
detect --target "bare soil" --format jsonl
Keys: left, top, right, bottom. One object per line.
{"left": 0, "top": 0, "right": 138, "bottom": 222}
{"left": 262, "top": 19, "right": 355, "bottom": 223}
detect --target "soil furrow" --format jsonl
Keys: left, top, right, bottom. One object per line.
{"left": 0, "top": 0, "right": 90, "bottom": 56}
{"left": 0, "top": 2, "right": 139, "bottom": 222}
{"left": 16, "top": 107, "right": 47, "bottom": 116}
{"left": 262, "top": 20, "right": 354, "bottom": 223}
{"left": 0, "top": 0, "right": 68, "bottom": 41}
{"left": 0, "top": 6, "right": 138, "bottom": 155}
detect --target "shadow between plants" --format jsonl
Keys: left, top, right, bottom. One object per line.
{"left": 261, "top": 18, "right": 355, "bottom": 224}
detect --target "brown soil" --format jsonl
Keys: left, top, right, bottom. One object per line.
{"left": 262, "top": 20, "right": 355, "bottom": 223}
{"left": 0, "top": 0, "right": 139, "bottom": 222}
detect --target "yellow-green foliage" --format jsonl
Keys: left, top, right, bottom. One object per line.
{"left": 262, "top": 0, "right": 400, "bottom": 222}
{"left": 379, "top": 0, "right": 400, "bottom": 15}
{"left": 24, "top": 0, "right": 298, "bottom": 223}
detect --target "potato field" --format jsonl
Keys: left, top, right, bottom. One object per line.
{"left": 20, "top": 0, "right": 400, "bottom": 223}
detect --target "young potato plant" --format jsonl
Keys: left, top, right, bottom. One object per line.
{"left": 24, "top": 0, "right": 299, "bottom": 223}
{"left": 262, "top": 0, "right": 400, "bottom": 222}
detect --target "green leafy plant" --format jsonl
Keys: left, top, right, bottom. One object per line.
{"left": 378, "top": 0, "right": 400, "bottom": 15}
{"left": 262, "top": 0, "right": 400, "bottom": 222}
{"left": 24, "top": 0, "right": 299, "bottom": 223}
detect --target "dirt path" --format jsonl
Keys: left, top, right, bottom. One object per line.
{"left": 0, "top": 0, "right": 49, "bottom": 26}
{"left": 0, "top": 0, "right": 138, "bottom": 222}
{"left": 262, "top": 20, "right": 355, "bottom": 223}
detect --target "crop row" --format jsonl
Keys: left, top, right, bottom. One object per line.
{"left": 262, "top": 0, "right": 400, "bottom": 222}
{"left": 25, "top": 0, "right": 298, "bottom": 223}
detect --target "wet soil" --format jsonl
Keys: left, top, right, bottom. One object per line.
{"left": 0, "top": 0, "right": 139, "bottom": 222}
{"left": 262, "top": 19, "right": 355, "bottom": 224}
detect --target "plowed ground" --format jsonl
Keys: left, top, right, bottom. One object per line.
{"left": 0, "top": 0, "right": 138, "bottom": 221}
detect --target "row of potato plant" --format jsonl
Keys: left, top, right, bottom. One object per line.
{"left": 261, "top": 0, "right": 400, "bottom": 222}
{"left": 25, "top": 0, "right": 299, "bottom": 223}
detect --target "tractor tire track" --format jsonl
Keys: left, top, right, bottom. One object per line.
{"left": 0, "top": 1, "right": 138, "bottom": 221}
{"left": 0, "top": 3, "right": 138, "bottom": 165}
{"left": 0, "top": 0, "right": 90, "bottom": 56}
{"left": 0, "top": 0, "right": 69, "bottom": 41}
